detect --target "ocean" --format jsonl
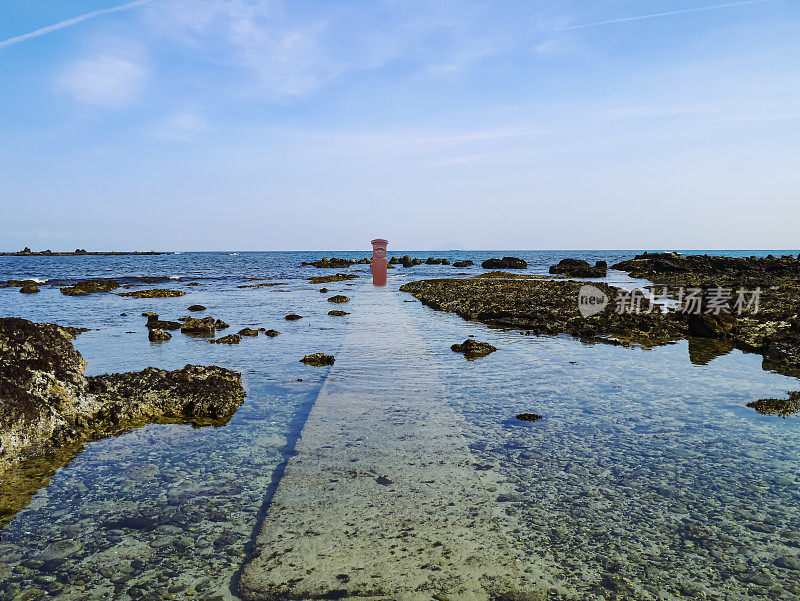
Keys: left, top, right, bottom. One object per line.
{"left": 1, "top": 250, "right": 799, "bottom": 600}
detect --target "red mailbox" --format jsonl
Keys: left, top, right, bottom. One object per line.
{"left": 370, "top": 239, "right": 388, "bottom": 286}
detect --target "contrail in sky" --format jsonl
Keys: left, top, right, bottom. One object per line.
{"left": 556, "top": 0, "right": 770, "bottom": 31}
{"left": 0, "top": 0, "right": 152, "bottom": 50}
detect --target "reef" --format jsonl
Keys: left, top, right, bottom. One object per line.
{"left": 213, "top": 334, "right": 242, "bottom": 344}
{"left": 60, "top": 280, "right": 120, "bottom": 296}
{"left": 308, "top": 273, "right": 359, "bottom": 284}
{"left": 450, "top": 339, "right": 497, "bottom": 359}
{"left": 0, "top": 318, "right": 245, "bottom": 525}
{"left": 1, "top": 247, "right": 164, "bottom": 256}
{"left": 747, "top": 391, "right": 800, "bottom": 417}
{"left": 302, "top": 257, "right": 369, "bottom": 268}
{"left": 117, "top": 289, "right": 186, "bottom": 298}
{"left": 181, "top": 317, "right": 217, "bottom": 336}
{"left": 300, "top": 353, "right": 335, "bottom": 366}
{"left": 481, "top": 257, "right": 527, "bottom": 269}
{"left": 549, "top": 258, "right": 607, "bottom": 278}
{"left": 612, "top": 251, "right": 800, "bottom": 287}
{"left": 400, "top": 271, "right": 800, "bottom": 377}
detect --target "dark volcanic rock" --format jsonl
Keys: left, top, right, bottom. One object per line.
{"left": 60, "top": 280, "right": 120, "bottom": 296}
{"left": 264, "top": 329, "right": 281, "bottom": 337}
{"left": 0, "top": 318, "right": 244, "bottom": 479}
{"left": 215, "top": 319, "right": 230, "bottom": 330}
{"left": 452, "top": 260, "right": 474, "bottom": 268}
{"left": 238, "top": 328, "right": 259, "bottom": 337}
{"left": 19, "top": 284, "right": 40, "bottom": 294}
{"left": 284, "top": 314, "right": 303, "bottom": 321}
{"left": 213, "top": 334, "right": 242, "bottom": 345}
{"left": 612, "top": 252, "right": 800, "bottom": 287}
{"left": 549, "top": 258, "right": 607, "bottom": 278}
{"left": 451, "top": 339, "right": 497, "bottom": 359}
{"left": 188, "top": 305, "right": 206, "bottom": 312}
{"left": 181, "top": 317, "right": 216, "bottom": 336}
{"left": 309, "top": 273, "right": 358, "bottom": 284}
{"left": 747, "top": 392, "right": 800, "bottom": 417}
{"left": 148, "top": 329, "right": 172, "bottom": 342}
{"left": 516, "top": 413, "right": 543, "bottom": 422}
{"left": 302, "top": 257, "right": 355, "bottom": 268}
{"left": 328, "top": 310, "right": 350, "bottom": 316}
{"left": 118, "top": 289, "right": 186, "bottom": 298}
{"left": 481, "top": 257, "right": 527, "bottom": 270}
{"left": 327, "top": 295, "right": 350, "bottom": 303}
{"left": 400, "top": 278, "right": 684, "bottom": 347}
{"left": 319, "top": 288, "right": 329, "bottom": 293}
{"left": 300, "top": 353, "right": 335, "bottom": 366}
{"left": 146, "top": 314, "right": 182, "bottom": 331}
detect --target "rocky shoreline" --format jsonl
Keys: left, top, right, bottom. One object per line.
{"left": 400, "top": 257, "right": 800, "bottom": 383}
{"left": 0, "top": 317, "right": 246, "bottom": 526}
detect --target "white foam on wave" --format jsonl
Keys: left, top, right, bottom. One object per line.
{"left": 31, "top": 277, "right": 47, "bottom": 284}
{"left": 169, "top": 275, "right": 183, "bottom": 280}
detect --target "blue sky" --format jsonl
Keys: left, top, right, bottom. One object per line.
{"left": 1, "top": 0, "right": 798, "bottom": 251}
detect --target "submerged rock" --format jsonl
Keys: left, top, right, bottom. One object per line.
{"left": 747, "top": 391, "right": 800, "bottom": 417}
{"left": 327, "top": 295, "right": 350, "bottom": 303}
{"left": 213, "top": 334, "right": 242, "bottom": 345}
{"left": 180, "top": 316, "right": 216, "bottom": 336}
{"left": 284, "top": 314, "right": 303, "bottom": 321}
{"left": 0, "top": 317, "right": 245, "bottom": 478}
{"left": 148, "top": 329, "right": 172, "bottom": 342}
{"left": 481, "top": 257, "right": 527, "bottom": 270}
{"left": 309, "top": 273, "right": 358, "bottom": 284}
{"left": 549, "top": 258, "right": 607, "bottom": 278}
{"left": 300, "top": 353, "right": 335, "bottom": 366}
{"left": 451, "top": 339, "right": 497, "bottom": 359}
{"left": 516, "top": 413, "right": 543, "bottom": 422}
{"left": 118, "top": 289, "right": 186, "bottom": 298}
{"left": 60, "top": 279, "right": 120, "bottom": 296}
{"left": 328, "top": 310, "right": 350, "bottom": 316}
{"left": 188, "top": 304, "right": 206, "bottom": 312}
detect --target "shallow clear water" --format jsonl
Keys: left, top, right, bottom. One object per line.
{"left": 1, "top": 251, "right": 799, "bottom": 600}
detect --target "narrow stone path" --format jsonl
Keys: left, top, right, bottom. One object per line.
{"left": 238, "top": 286, "right": 544, "bottom": 601}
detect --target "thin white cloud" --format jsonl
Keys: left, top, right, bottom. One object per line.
{"left": 148, "top": 111, "right": 209, "bottom": 141}
{"left": 0, "top": 0, "right": 152, "bottom": 50}
{"left": 556, "top": 0, "right": 769, "bottom": 31}
{"left": 57, "top": 55, "right": 147, "bottom": 107}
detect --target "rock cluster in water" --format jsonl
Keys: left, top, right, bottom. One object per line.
{"left": 1, "top": 247, "right": 164, "bottom": 256}
{"left": 549, "top": 258, "right": 607, "bottom": 277}
{"left": 450, "top": 339, "right": 497, "bottom": 359}
{"left": 0, "top": 317, "right": 245, "bottom": 477}
{"left": 327, "top": 295, "right": 350, "bottom": 304}
{"left": 60, "top": 280, "right": 121, "bottom": 296}
{"left": 300, "top": 353, "right": 335, "bottom": 366}
{"left": 481, "top": 257, "right": 527, "bottom": 270}
{"left": 302, "top": 257, "right": 370, "bottom": 268}
{"left": 117, "top": 289, "right": 186, "bottom": 298}
{"left": 308, "top": 273, "right": 359, "bottom": 284}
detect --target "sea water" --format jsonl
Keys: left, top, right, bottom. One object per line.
{"left": 0, "top": 251, "right": 798, "bottom": 600}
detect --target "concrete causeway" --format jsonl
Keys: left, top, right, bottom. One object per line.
{"left": 238, "top": 286, "right": 545, "bottom": 601}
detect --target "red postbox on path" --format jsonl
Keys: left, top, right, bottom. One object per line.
{"left": 370, "top": 239, "right": 388, "bottom": 286}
